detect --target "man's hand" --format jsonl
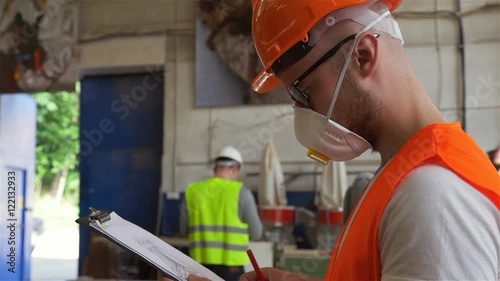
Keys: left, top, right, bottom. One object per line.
{"left": 161, "top": 274, "right": 211, "bottom": 281}
{"left": 163, "top": 268, "right": 322, "bottom": 281}
{"left": 187, "top": 274, "right": 212, "bottom": 281}
{"left": 160, "top": 275, "right": 173, "bottom": 281}
{"left": 239, "top": 268, "right": 322, "bottom": 281}
{"left": 159, "top": 274, "right": 174, "bottom": 281}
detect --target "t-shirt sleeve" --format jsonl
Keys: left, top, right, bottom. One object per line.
{"left": 379, "top": 165, "right": 500, "bottom": 280}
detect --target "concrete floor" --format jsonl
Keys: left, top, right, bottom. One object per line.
{"left": 31, "top": 228, "right": 78, "bottom": 281}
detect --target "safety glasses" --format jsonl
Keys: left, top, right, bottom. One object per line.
{"left": 288, "top": 33, "right": 379, "bottom": 108}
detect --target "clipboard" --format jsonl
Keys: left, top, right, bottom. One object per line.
{"left": 76, "top": 207, "right": 224, "bottom": 281}
{"left": 76, "top": 207, "right": 112, "bottom": 227}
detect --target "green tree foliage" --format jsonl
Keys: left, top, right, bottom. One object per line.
{"left": 34, "top": 92, "right": 79, "bottom": 193}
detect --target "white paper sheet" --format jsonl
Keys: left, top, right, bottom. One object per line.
{"left": 89, "top": 212, "right": 223, "bottom": 281}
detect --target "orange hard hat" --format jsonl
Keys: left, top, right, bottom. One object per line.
{"left": 251, "top": 0, "right": 403, "bottom": 93}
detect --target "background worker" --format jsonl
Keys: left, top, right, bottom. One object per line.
{"left": 342, "top": 172, "right": 373, "bottom": 224}
{"left": 179, "top": 146, "right": 263, "bottom": 281}
{"left": 189, "top": 0, "right": 500, "bottom": 280}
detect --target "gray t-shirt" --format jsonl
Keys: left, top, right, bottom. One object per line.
{"left": 379, "top": 165, "right": 500, "bottom": 280}
{"left": 179, "top": 185, "right": 263, "bottom": 241}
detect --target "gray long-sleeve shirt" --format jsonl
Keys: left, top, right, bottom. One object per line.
{"left": 179, "top": 186, "right": 263, "bottom": 241}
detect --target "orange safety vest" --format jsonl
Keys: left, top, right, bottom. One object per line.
{"left": 325, "top": 123, "right": 500, "bottom": 280}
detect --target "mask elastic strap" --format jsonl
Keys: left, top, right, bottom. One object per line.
{"left": 325, "top": 11, "right": 390, "bottom": 122}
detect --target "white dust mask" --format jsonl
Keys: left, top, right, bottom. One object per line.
{"left": 294, "top": 11, "right": 391, "bottom": 165}
{"left": 294, "top": 106, "right": 372, "bottom": 164}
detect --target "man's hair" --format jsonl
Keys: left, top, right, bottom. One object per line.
{"left": 214, "top": 157, "right": 241, "bottom": 169}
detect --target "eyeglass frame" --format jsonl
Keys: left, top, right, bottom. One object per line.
{"left": 287, "top": 33, "right": 380, "bottom": 108}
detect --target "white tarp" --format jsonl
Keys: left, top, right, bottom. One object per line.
{"left": 317, "top": 161, "right": 348, "bottom": 209}
{"left": 258, "top": 140, "right": 287, "bottom": 207}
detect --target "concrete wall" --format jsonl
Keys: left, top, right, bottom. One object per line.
{"left": 77, "top": 0, "right": 500, "bottom": 193}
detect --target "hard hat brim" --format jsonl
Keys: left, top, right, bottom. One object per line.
{"left": 251, "top": 67, "right": 282, "bottom": 94}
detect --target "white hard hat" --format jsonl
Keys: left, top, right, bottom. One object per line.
{"left": 215, "top": 146, "right": 243, "bottom": 166}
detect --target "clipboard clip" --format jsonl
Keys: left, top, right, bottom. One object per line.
{"left": 89, "top": 207, "right": 111, "bottom": 224}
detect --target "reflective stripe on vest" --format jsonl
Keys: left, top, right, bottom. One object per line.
{"left": 189, "top": 225, "right": 248, "bottom": 234}
{"left": 185, "top": 177, "right": 249, "bottom": 266}
{"left": 325, "top": 123, "right": 500, "bottom": 280}
{"left": 190, "top": 241, "right": 248, "bottom": 252}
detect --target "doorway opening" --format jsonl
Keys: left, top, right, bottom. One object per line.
{"left": 31, "top": 89, "right": 80, "bottom": 281}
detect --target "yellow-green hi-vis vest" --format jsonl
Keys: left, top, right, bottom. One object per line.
{"left": 185, "top": 177, "right": 250, "bottom": 266}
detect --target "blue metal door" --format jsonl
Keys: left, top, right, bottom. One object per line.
{"left": 79, "top": 72, "right": 164, "bottom": 274}
{"left": 0, "top": 94, "right": 36, "bottom": 281}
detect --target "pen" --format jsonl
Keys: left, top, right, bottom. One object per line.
{"left": 246, "top": 249, "right": 266, "bottom": 281}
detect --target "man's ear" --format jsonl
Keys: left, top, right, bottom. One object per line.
{"left": 354, "top": 33, "right": 379, "bottom": 78}
{"left": 232, "top": 166, "right": 239, "bottom": 174}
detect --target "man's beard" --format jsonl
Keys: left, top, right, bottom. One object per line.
{"left": 333, "top": 72, "right": 382, "bottom": 148}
